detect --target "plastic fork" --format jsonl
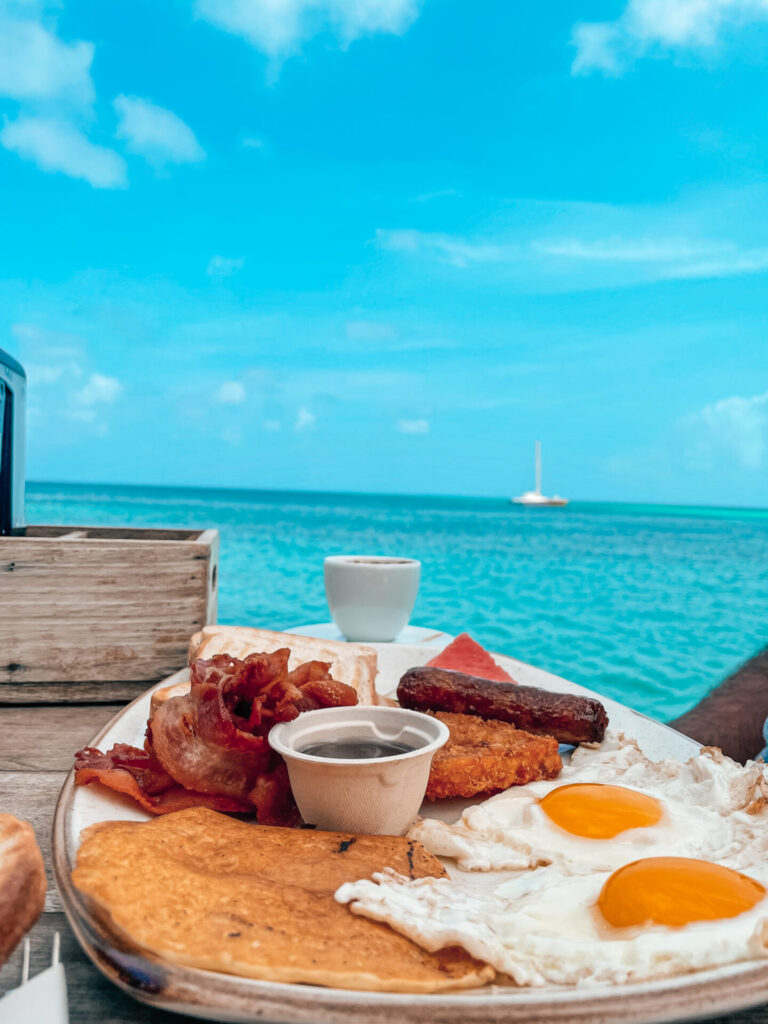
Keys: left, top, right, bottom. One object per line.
{"left": 0, "top": 932, "right": 69, "bottom": 1023}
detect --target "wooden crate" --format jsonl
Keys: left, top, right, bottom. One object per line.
{"left": 0, "top": 525, "right": 218, "bottom": 703}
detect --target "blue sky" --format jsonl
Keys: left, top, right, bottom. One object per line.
{"left": 2, "top": 0, "right": 768, "bottom": 504}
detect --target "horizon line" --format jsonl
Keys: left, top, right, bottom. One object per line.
{"left": 25, "top": 479, "right": 768, "bottom": 515}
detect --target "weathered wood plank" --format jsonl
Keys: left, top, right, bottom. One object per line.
{"left": 4, "top": 557, "right": 211, "bottom": 580}
{"left": 6, "top": 540, "right": 213, "bottom": 562}
{"left": 0, "top": 527, "right": 217, "bottom": 691}
{"left": 0, "top": 668, "right": 188, "bottom": 705}
{"left": 4, "top": 573, "right": 209, "bottom": 598}
{"left": 1, "top": 617, "right": 205, "bottom": 675}
{"left": 0, "top": 680, "right": 159, "bottom": 703}
{"left": 0, "top": 770, "right": 67, "bottom": 911}
{"left": 24, "top": 525, "right": 207, "bottom": 541}
{"left": 0, "top": 705, "right": 122, "bottom": 770}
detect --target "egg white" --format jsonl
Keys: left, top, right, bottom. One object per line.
{"left": 409, "top": 732, "right": 768, "bottom": 874}
{"left": 337, "top": 862, "right": 768, "bottom": 987}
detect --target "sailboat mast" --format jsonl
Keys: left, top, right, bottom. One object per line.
{"left": 535, "top": 440, "right": 542, "bottom": 495}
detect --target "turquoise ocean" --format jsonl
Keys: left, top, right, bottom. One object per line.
{"left": 27, "top": 482, "right": 768, "bottom": 722}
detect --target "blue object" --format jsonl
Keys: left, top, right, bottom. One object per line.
{"left": 0, "top": 348, "right": 26, "bottom": 536}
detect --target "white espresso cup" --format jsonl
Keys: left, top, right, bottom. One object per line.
{"left": 324, "top": 555, "right": 421, "bottom": 642}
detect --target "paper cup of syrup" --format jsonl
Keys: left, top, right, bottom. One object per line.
{"left": 268, "top": 706, "right": 448, "bottom": 835}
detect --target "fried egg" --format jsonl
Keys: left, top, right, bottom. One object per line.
{"left": 409, "top": 733, "right": 768, "bottom": 874}
{"left": 337, "top": 857, "right": 768, "bottom": 987}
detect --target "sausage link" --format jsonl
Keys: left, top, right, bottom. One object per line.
{"left": 397, "top": 666, "right": 608, "bottom": 745}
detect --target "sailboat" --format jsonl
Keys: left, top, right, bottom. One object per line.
{"left": 512, "top": 441, "right": 568, "bottom": 507}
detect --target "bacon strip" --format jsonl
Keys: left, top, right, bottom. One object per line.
{"left": 74, "top": 745, "right": 253, "bottom": 815}
{"left": 74, "top": 650, "right": 358, "bottom": 826}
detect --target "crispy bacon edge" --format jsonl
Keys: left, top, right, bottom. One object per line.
{"left": 73, "top": 650, "right": 359, "bottom": 825}
{"left": 73, "top": 744, "right": 255, "bottom": 816}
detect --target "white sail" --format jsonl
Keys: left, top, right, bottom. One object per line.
{"left": 512, "top": 442, "right": 567, "bottom": 507}
{"left": 535, "top": 440, "right": 542, "bottom": 496}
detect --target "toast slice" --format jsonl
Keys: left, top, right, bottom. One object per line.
{"left": 150, "top": 677, "right": 191, "bottom": 716}
{"left": 187, "top": 626, "right": 378, "bottom": 706}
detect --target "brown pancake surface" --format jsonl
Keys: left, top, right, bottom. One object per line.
{"left": 72, "top": 807, "right": 493, "bottom": 992}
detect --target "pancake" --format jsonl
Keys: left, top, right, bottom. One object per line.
{"left": 72, "top": 807, "right": 494, "bottom": 992}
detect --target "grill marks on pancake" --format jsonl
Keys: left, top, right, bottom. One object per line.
{"left": 407, "top": 842, "right": 417, "bottom": 879}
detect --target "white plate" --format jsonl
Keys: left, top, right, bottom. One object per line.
{"left": 53, "top": 643, "right": 768, "bottom": 1024}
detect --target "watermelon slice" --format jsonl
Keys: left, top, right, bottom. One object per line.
{"left": 426, "top": 633, "right": 515, "bottom": 682}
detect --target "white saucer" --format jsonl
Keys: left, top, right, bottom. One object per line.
{"left": 284, "top": 622, "right": 451, "bottom": 647}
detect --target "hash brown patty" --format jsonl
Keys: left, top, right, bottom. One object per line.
{"left": 426, "top": 712, "right": 562, "bottom": 800}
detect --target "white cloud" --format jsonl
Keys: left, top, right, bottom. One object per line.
{"left": 207, "top": 254, "right": 245, "bottom": 278}
{"left": 114, "top": 95, "right": 205, "bottom": 167}
{"left": 264, "top": 418, "right": 281, "bottom": 431}
{"left": 382, "top": 228, "right": 724, "bottom": 269}
{"left": 376, "top": 191, "right": 768, "bottom": 288}
{"left": 0, "top": 16, "right": 94, "bottom": 107}
{"left": 73, "top": 373, "right": 123, "bottom": 407}
{"left": 346, "top": 320, "right": 397, "bottom": 341}
{"left": 195, "top": 0, "right": 421, "bottom": 59}
{"left": 10, "top": 323, "right": 87, "bottom": 384}
{"left": 572, "top": 0, "right": 768, "bottom": 75}
{"left": 68, "top": 407, "right": 97, "bottom": 423}
{"left": 12, "top": 322, "right": 79, "bottom": 350}
{"left": 216, "top": 380, "right": 246, "bottom": 404}
{"left": 23, "top": 363, "right": 66, "bottom": 384}
{"left": 294, "top": 406, "right": 316, "bottom": 431}
{"left": 571, "top": 23, "right": 623, "bottom": 75}
{"left": 377, "top": 229, "right": 512, "bottom": 268}
{"left": 536, "top": 236, "right": 768, "bottom": 279}
{"left": 686, "top": 390, "right": 768, "bottom": 469}
{"left": 396, "top": 418, "right": 429, "bottom": 434}
{"left": 0, "top": 117, "right": 127, "bottom": 188}
{"left": 242, "top": 135, "right": 265, "bottom": 149}
{"left": 0, "top": 13, "right": 129, "bottom": 188}
{"left": 664, "top": 249, "right": 768, "bottom": 279}
{"left": 533, "top": 237, "right": 732, "bottom": 263}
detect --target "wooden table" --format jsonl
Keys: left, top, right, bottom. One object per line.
{"left": 2, "top": 699, "right": 768, "bottom": 1024}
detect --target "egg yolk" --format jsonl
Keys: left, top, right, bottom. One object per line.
{"left": 539, "top": 783, "right": 663, "bottom": 839}
{"left": 598, "top": 857, "right": 766, "bottom": 929}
